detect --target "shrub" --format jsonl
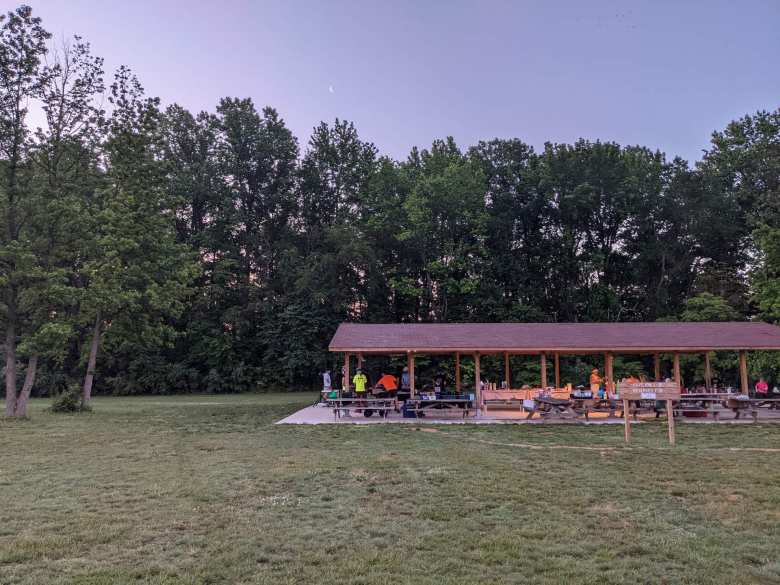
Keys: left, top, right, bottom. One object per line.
{"left": 50, "top": 386, "right": 92, "bottom": 413}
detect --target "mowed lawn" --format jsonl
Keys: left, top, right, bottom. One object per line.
{"left": 1, "top": 394, "right": 779, "bottom": 585}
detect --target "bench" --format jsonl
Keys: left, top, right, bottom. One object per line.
{"left": 405, "top": 398, "right": 474, "bottom": 418}
{"left": 569, "top": 398, "right": 620, "bottom": 420}
{"left": 484, "top": 398, "right": 525, "bottom": 410}
{"left": 326, "top": 398, "right": 398, "bottom": 419}
{"left": 334, "top": 405, "right": 396, "bottom": 418}
{"left": 672, "top": 405, "right": 722, "bottom": 420}
{"left": 723, "top": 398, "right": 758, "bottom": 421}
{"left": 525, "top": 397, "right": 578, "bottom": 420}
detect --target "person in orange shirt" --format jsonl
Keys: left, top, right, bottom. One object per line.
{"left": 374, "top": 372, "right": 398, "bottom": 396}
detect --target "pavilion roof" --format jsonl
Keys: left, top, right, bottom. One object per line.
{"left": 328, "top": 322, "right": 780, "bottom": 353}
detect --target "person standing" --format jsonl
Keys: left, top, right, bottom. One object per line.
{"left": 590, "top": 369, "right": 603, "bottom": 397}
{"left": 352, "top": 369, "right": 369, "bottom": 414}
{"left": 433, "top": 374, "right": 443, "bottom": 395}
{"left": 353, "top": 369, "right": 368, "bottom": 397}
{"left": 321, "top": 370, "right": 332, "bottom": 404}
{"left": 399, "top": 366, "right": 411, "bottom": 401}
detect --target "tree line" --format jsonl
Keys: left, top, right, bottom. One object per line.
{"left": 1, "top": 5, "right": 778, "bottom": 416}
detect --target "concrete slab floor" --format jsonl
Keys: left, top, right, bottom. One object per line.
{"left": 275, "top": 404, "right": 780, "bottom": 425}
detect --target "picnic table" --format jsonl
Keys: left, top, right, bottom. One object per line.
{"left": 720, "top": 396, "right": 760, "bottom": 421}
{"left": 326, "top": 397, "right": 397, "bottom": 419}
{"left": 569, "top": 397, "right": 620, "bottom": 420}
{"left": 404, "top": 396, "right": 474, "bottom": 418}
{"left": 526, "top": 397, "right": 578, "bottom": 420}
{"left": 753, "top": 397, "right": 780, "bottom": 410}
{"left": 677, "top": 395, "right": 778, "bottom": 420}
{"left": 660, "top": 395, "right": 780, "bottom": 421}
{"left": 671, "top": 396, "right": 723, "bottom": 419}
{"left": 482, "top": 389, "right": 528, "bottom": 410}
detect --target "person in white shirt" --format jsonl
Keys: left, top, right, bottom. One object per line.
{"left": 321, "top": 370, "right": 332, "bottom": 404}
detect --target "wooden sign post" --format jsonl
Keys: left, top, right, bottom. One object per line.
{"left": 619, "top": 382, "right": 681, "bottom": 445}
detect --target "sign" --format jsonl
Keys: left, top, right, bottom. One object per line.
{"left": 620, "top": 381, "right": 680, "bottom": 446}
{"left": 620, "top": 381, "right": 680, "bottom": 401}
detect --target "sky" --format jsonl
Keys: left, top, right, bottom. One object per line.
{"left": 22, "top": 0, "right": 780, "bottom": 163}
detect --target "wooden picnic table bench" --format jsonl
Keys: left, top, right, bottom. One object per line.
{"left": 483, "top": 389, "right": 531, "bottom": 410}
{"left": 326, "top": 397, "right": 398, "bottom": 419}
{"left": 484, "top": 397, "right": 525, "bottom": 410}
{"left": 617, "top": 397, "right": 723, "bottom": 420}
{"left": 526, "top": 397, "right": 578, "bottom": 420}
{"left": 660, "top": 396, "right": 780, "bottom": 421}
{"left": 567, "top": 397, "right": 621, "bottom": 420}
{"left": 721, "top": 397, "right": 758, "bottom": 421}
{"left": 405, "top": 397, "right": 474, "bottom": 418}
{"left": 752, "top": 397, "right": 780, "bottom": 409}
{"left": 673, "top": 397, "right": 723, "bottom": 419}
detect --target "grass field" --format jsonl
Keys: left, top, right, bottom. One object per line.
{"left": 1, "top": 393, "right": 779, "bottom": 585}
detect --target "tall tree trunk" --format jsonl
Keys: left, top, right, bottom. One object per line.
{"left": 81, "top": 311, "right": 102, "bottom": 405}
{"left": 13, "top": 354, "right": 38, "bottom": 418}
{"left": 4, "top": 295, "right": 18, "bottom": 417}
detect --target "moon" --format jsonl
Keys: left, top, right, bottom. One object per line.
{"left": 328, "top": 85, "right": 335, "bottom": 94}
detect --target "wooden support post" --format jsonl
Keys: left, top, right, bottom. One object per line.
{"left": 455, "top": 352, "right": 461, "bottom": 392}
{"left": 704, "top": 352, "right": 712, "bottom": 390}
{"left": 739, "top": 350, "right": 748, "bottom": 395}
{"left": 474, "top": 353, "right": 481, "bottom": 412}
{"left": 504, "top": 352, "right": 510, "bottom": 388}
{"left": 540, "top": 353, "right": 547, "bottom": 388}
{"left": 623, "top": 399, "right": 631, "bottom": 443}
{"left": 654, "top": 353, "right": 661, "bottom": 381}
{"left": 673, "top": 353, "right": 681, "bottom": 388}
{"left": 344, "top": 353, "right": 350, "bottom": 395}
{"left": 408, "top": 351, "right": 415, "bottom": 397}
{"left": 605, "top": 352, "right": 614, "bottom": 395}
{"left": 666, "top": 399, "right": 676, "bottom": 446}
{"left": 554, "top": 352, "right": 560, "bottom": 389}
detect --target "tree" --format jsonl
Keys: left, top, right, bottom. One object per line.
{"left": 665, "top": 293, "right": 742, "bottom": 388}
{"left": 1, "top": 1, "right": 776, "bottom": 398}
{"left": 0, "top": 5, "right": 51, "bottom": 416}
{"left": 14, "top": 36, "right": 106, "bottom": 413}
{"left": 77, "top": 67, "right": 196, "bottom": 404}
{"left": 700, "top": 109, "right": 780, "bottom": 230}
{"left": 397, "top": 138, "right": 487, "bottom": 321}
{"left": 699, "top": 109, "right": 780, "bottom": 317}
{"left": 679, "top": 293, "right": 740, "bottom": 322}
{"left": 468, "top": 138, "right": 549, "bottom": 321}
{"left": 159, "top": 99, "right": 302, "bottom": 391}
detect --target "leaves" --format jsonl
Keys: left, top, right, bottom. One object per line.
{"left": 1, "top": 4, "right": 779, "bottom": 399}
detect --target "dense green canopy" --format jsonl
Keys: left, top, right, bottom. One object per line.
{"left": 0, "top": 6, "right": 778, "bottom": 411}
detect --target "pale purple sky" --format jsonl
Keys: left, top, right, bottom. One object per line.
{"left": 28, "top": 0, "right": 780, "bottom": 162}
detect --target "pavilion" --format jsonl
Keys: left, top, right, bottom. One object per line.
{"left": 329, "top": 322, "right": 780, "bottom": 405}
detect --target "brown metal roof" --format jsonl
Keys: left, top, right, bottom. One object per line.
{"left": 328, "top": 322, "right": 780, "bottom": 353}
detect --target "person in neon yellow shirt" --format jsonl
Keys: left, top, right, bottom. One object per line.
{"left": 353, "top": 369, "right": 368, "bottom": 394}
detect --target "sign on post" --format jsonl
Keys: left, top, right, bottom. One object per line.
{"left": 619, "top": 382, "right": 680, "bottom": 401}
{"left": 619, "top": 382, "right": 681, "bottom": 445}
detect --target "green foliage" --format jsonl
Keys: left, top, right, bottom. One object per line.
{"left": 679, "top": 293, "right": 741, "bottom": 322}
{"left": 49, "top": 386, "right": 91, "bottom": 413}
{"left": 753, "top": 226, "right": 780, "bottom": 322}
{"left": 1, "top": 5, "right": 780, "bottom": 399}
